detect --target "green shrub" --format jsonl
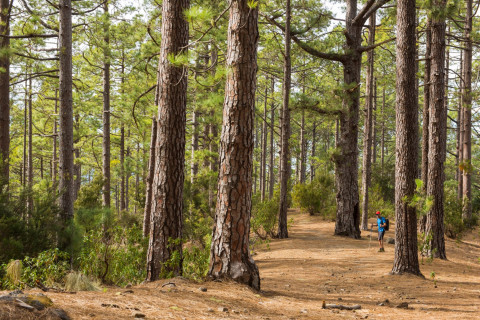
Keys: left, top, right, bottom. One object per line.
{"left": 251, "top": 194, "right": 279, "bottom": 239}
{"left": 292, "top": 175, "right": 336, "bottom": 218}
{"left": 183, "top": 235, "right": 211, "bottom": 280}
{"left": 1, "top": 249, "right": 70, "bottom": 290}
{"left": 443, "top": 182, "right": 464, "bottom": 239}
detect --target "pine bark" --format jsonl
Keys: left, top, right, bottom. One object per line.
{"left": 361, "top": 13, "right": 375, "bottom": 231}
{"left": 208, "top": 0, "right": 260, "bottom": 290}
{"left": 461, "top": 0, "right": 472, "bottom": 221}
{"left": 52, "top": 90, "right": 58, "bottom": 186}
{"left": 143, "top": 118, "right": 157, "bottom": 238}
{"left": 146, "top": 0, "right": 189, "bottom": 281}
{"left": 299, "top": 110, "right": 306, "bottom": 184}
{"left": 421, "top": 20, "right": 431, "bottom": 191}
{"left": 268, "top": 78, "right": 275, "bottom": 199}
{"left": 190, "top": 110, "right": 199, "bottom": 183}
{"left": 457, "top": 53, "right": 463, "bottom": 199}
{"left": 260, "top": 84, "right": 268, "bottom": 201}
{"left": 310, "top": 121, "right": 316, "bottom": 182}
{"left": 58, "top": 0, "right": 74, "bottom": 221}
{"left": 102, "top": 2, "right": 111, "bottom": 208}
{"left": 0, "top": 0, "right": 10, "bottom": 184}
{"left": 392, "top": 0, "right": 421, "bottom": 275}
{"left": 278, "top": 0, "right": 292, "bottom": 239}
{"left": 27, "top": 77, "right": 33, "bottom": 210}
{"left": 424, "top": 1, "right": 447, "bottom": 260}
{"left": 334, "top": 0, "right": 362, "bottom": 238}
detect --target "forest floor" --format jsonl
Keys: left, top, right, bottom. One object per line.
{"left": 2, "top": 209, "right": 480, "bottom": 319}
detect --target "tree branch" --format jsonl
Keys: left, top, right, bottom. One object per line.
{"left": 262, "top": 13, "right": 347, "bottom": 63}
{"left": 359, "top": 37, "right": 396, "bottom": 52}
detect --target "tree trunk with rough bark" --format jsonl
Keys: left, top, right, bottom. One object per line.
{"left": 278, "top": 0, "right": 292, "bottom": 239}
{"left": 102, "top": 2, "right": 111, "bottom": 208}
{"left": 299, "top": 110, "right": 306, "bottom": 184}
{"left": 310, "top": 121, "right": 316, "bottom": 182}
{"left": 146, "top": 0, "right": 189, "bottom": 281}
{"left": 424, "top": 0, "right": 447, "bottom": 260}
{"left": 52, "top": 90, "right": 58, "bottom": 187}
{"left": 260, "top": 84, "right": 268, "bottom": 201}
{"left": 208, "top": 0, "right": 260, "bottom": 290}
{"left": 58, "top": 0, "right": 74, "bottom": 222}
{"left": 143, "top": 118, "right": 157, "bottom": 238}
{"left": 269, "top": 78, "right": 275, "bottom": 199}
{"left": 361, "top": 13, "right": 375, "bottom": 231}
{"left": 0, "top": 0, "right": 10, "bottom": 184}
{"left": 392, "top": 0, "right": 422, "bottom": 276}
{"left": 461, "top": 0, "right": 472, "bottom": 222}
{"left": 27, "top": 77, "right": 33, "bottom": 211}
{"left": 419, "top": 19, "right": 431, "bottom": 234}
{"left": 333, "top": 0, "right": 362, "bottom": 239}
{"left": 191, "top": 110, "right": 199, "bottom": 183}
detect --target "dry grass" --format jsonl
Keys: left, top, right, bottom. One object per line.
{"left": 6, "top": 260, "right": 22, "bottom": 285}
{"left": 64, "top": 272, "right": 99, "bottom": 292}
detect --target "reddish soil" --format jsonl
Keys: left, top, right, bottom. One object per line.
{"left": 2, "top": 209, "right": 480, "bottom": 319}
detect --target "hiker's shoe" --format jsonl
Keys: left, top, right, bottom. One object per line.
{"left": 378, "top": 248, "right": 385, "bottom": 252}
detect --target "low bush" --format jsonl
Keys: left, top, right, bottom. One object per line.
{"left": 292, "top": 175, "right": 336, "bottom": 218}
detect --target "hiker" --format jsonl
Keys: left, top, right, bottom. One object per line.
{"left": 373, "top": 211, "right": 386, "bottom": 252}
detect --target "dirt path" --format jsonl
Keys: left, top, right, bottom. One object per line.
{"left": 2, "top": 210, "right": 480, "bottom": 319}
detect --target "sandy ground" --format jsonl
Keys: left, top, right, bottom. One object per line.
{"left": 2, "top": 209, "right": 480, "bottom": 319}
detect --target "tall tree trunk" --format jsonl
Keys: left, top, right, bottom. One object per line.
{"left": 208, "top": 109, "right": 218, "bottom": 211}
{"left": 457, "top": 53, "right": 463, "bottom": 199}
{"left": 0, "top": 0, "right": 10, "bottom": 184}
{"left": 361, "top": 13, "right": 376, "bottom": 231}
{"left": 146, "top": 0, "right": 189, "bottom": 281}
{"left": 143, "top": 118, "right": 157, "bottom": 237}
{"left": 371, "top": 79, "right": 377, "bottom": 165}
{"left": 333, "top": 0, "right": 362, "bottom": 239}
{"left": 208, "top": 0, "right": 260, "bottom": 290}
{"left": 74, "top": 147, "right": 81, "bottom": 200}
{"left": 120, "top": 55, "right": 126, "bottom": 211}
{"left": 278, "top": 0, "right": 292, "bottom": 239}
{"left": 261, "top": 84, "right": 268, "bottom": 201}
{"left": 102, "top": 2, "right": 111, "bottom": 208}
{"left": 461, "top": 0, "right": 472, "bottom": 222}
{"left": 190, "top": 109, "right": 199, "bottom": 183}
{"left": 299, "top": 110, "right": 306, "bottom": 184}
{"left": 27, "top": 77, "right": 33, "bottom": 211}
{"left": 425, "top": 0, "right": 447, "bottom": 260}
{"left": 419, "top": 19, "right": 431, "bottom": 234}
{"left": 23, "top": 80, "right": 27, "bottom": 187}
{"left": 392, "top": 0, "right": 421, "bottom": 275}
{"left": 268, "top": 78, "right": 275, "bottom": 199}
{"left": 59, "top": 0, "right": 74, "bottom": 222}
{"left": 381, "top": 87, "right": 385, "bottom": 174}
{"left": 120, "top": 126, "right": 125, "bottom": 211}
{"left": 27, "top": 77, "right": 33, "bottom": 210}
{"left": 126, "top": 142, "right": 130, "bottom": 211}
{"left": 310, "top": 121, "right": 316, "bottom": 182}
{"left": 52, "top": 89, "right": 58, "bottom": 187}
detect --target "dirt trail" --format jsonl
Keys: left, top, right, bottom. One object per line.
{"left": 2, "top": 210, "right": 480, "bottom": 319}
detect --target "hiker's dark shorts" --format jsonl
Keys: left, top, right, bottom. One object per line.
{"left": 378, "top": 230, "right": 385, "bottom": 241}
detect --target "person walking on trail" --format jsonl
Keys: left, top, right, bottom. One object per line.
{"left": 373, "top": 211, "right": 386, "bottom": 252}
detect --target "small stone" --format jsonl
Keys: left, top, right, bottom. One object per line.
{"left": 396, "top": 302, "right": 409, "bottom": 309}
{"left": 15, "top": 299, "right": 34, "bottom": 311}
{"left": 300, "top": 309, "right": 308, "bottom": 314}
{"left": 338, "top": 297, "right": 343, "bottom": 301}
{"left": 50, "top": 309, "right": 71, "bottom": 320}
{"left": 125, "top": 284, "right": 132, "bottom": 288}
{"left": 134, "top": 313, "right": 146, "bottom": 318}
{"left": 207, "top": 308, "right": 214, "bottom": 312}
{"left": 387, "top": 238, "right": 395, "bottom": 244}
{"left": 199, "top": 287, "right": 207, "bottom": 292}
{"left": 124, "top": 290, "right": 134, "bottom": 294}
{"left": 453, "top": 287, "right": 457, "bottom": 291}
{"left": 378, "top": 302, "right": 385, "bottom": 306}
{"left": 218, "top": 307, "right": 228, "bottom": 312}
